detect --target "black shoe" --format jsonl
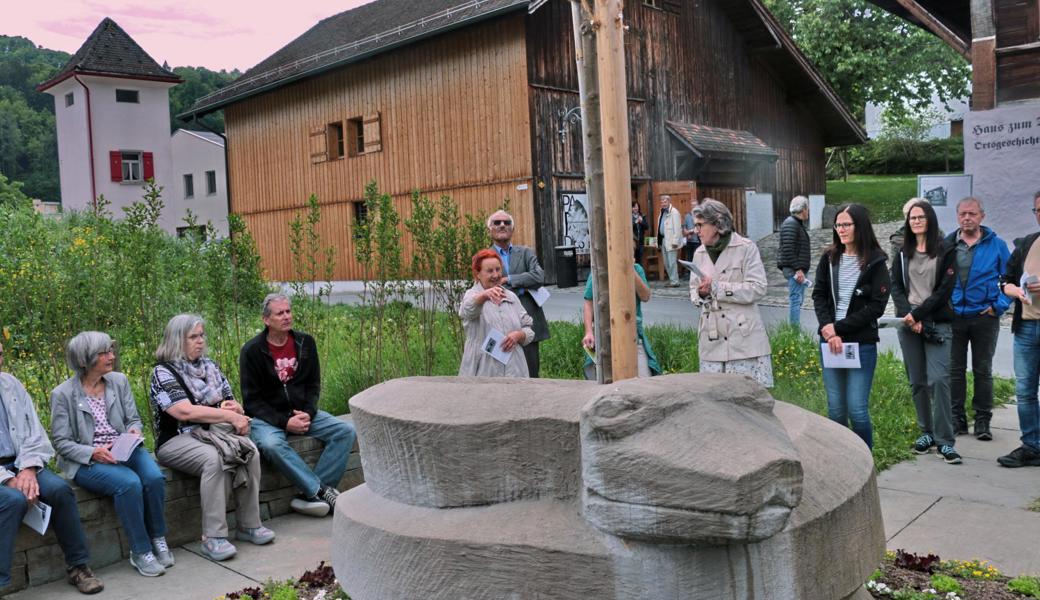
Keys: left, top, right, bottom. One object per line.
{"left": 938, "top": 445, "right": 962, "bottom": 465}
{"left": 954, "top": 421, "right": 969, "bottom": 436}
{"left": 997, "top": 445, "right": 1040, "bottom": 468}
{"left": 317, "top": 485, "right": 340, "bottom": 509}
{"left": 912, "top": 434, "right": 934, "bottom": 454}
{"left": 974, "top": 420, "right": 992, "bottom": 441}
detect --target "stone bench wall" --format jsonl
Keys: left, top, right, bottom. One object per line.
{"left": 3, "top": 415, "right": 363, "bottom": 594}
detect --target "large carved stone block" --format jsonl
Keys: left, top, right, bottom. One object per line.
{"left": 334, "top": 374, "right": 884, "bottom": 600}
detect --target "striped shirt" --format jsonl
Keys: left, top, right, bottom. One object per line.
{"left": 835, "top": 254, "right": 862, "bottom": 321}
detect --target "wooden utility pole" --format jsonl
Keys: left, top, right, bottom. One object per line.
{"left": 593, "top": 0, "right": 637, "bottom": 380}
{"left": 571, "top": 1, "right": 611, "bottom": 383}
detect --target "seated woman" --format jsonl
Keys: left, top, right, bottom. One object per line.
{"left": 459, "top": 249, "right": 535, "bottom": 377}
{"left": 688, "top": 198, "right": 773, "bottom": 388}
{"left": 149, "top": 314, "right": 273, "bottom": 562}
{"left": 50, "top": 331, "right": 172, "bottom": 577}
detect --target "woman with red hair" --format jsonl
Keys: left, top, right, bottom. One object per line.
{"left": 459, "top": 249, "right": 535, "bottom": 377}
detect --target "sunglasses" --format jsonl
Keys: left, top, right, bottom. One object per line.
{"left": 491, "top": 220, "right": 512, "bottom": 227}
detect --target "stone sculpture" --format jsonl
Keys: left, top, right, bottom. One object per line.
{"left": 332, "top": 374, "right": 884, "bottom": 599}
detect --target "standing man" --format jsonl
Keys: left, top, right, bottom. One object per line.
{"left": 777, "top": 196, "right": 812, "bottom": 327}
{"left": 997, "top": 191, "right": 1040, "bottom": 468}
{"left": 488, "top": 210, "right": 550, "bottom": 378}
{"left": 682, "top": 197, "right": 701, "bottom": 262}
{"left": 240, "top": 294, "right": 357, "bottom": 516}
{"left": 945, "top": 197, "right": 1010, "bottom": 439}
{"left": 657, "top": 195, "right": 683, "bottom": 287}
{"left": 632, "top": 202, "right": 647, "bottom": 265}
{"left": 0, "top": 342, "right": 103, "bottom": 594}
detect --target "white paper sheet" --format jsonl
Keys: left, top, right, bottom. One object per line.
{"left": 110, "top": 433, "right": 143, "bottom": 462}
{"left": 22, "top": 501, "right": 51, "bottom": 535}
{"left": 677, "top": 259, "right": 705, "bottom": 279}
{"left": 530, "top": 286, "right": 551, "bottom": 307}
{"left": 481, "top": 329, "right": 513, "bottom": 365}
{"left": 877, "top": 316, "right": 906, "bottom": 329}
{"left": 820, "top": 343, "right": 862, "bottom": 369}
{"left": 1022, "top": 273, "right": 1037, "bottom": 305}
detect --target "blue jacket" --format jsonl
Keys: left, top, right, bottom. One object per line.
{"left": 944, "top": 226, "right": 1011, "bottom": 317}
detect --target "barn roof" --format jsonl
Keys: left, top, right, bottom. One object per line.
{"left": 183, "top": 0, "right": 864, "bottom": 145}
{"left": 666, "top": 122, "right": 779, "bottom": 160}
{"left": 38, "top": 18, "right": 181, "bottom": 92}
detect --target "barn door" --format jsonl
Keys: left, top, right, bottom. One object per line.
{"left": 649, "top": 180, "right": 696, "bottom": 236}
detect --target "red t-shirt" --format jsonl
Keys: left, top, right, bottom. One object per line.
{"left": 268, "top": 334, "right": 297, "bottom": 383}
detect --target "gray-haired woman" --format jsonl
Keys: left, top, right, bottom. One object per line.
{"left": 687, "top": 199, "right": 773, "bottom": 387}
{"left": 50, "top": 331, "right": 172, "bottom": 577}
{"left": 149, "top": 314, "right": 273, "bottom": 562}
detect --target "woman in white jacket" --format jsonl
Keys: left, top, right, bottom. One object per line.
{"left": 688, "top": 199, "right": 773, "bottom": 387}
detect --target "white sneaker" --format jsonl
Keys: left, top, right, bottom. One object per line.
{"left": 290, "top": 494, "right": 330, "bottom": 517}
{"left": 129, "top": 551, "right": 166, "bottom": 577}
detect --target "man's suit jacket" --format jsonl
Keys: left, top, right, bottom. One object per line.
{"left": 497, "top": 244, "right": 550, "bottom": 342}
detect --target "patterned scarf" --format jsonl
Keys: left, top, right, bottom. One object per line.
{"left": 171, "top": 358, "right": 225, "bottom": 406}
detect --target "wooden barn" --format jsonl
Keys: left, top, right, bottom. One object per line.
{"left": 185, "top": 0, "right": 864, "bottom": 282}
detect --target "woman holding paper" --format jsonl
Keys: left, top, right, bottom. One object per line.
{"left": 50, "top": 331, "right": 172, "bottom": 577}
{"left": 459, "top": 249, "right": 534, "bottom": 377}
{"left": 812, "top": 204, "right": 891, "bottom": 449}
{"left": 688, "top": 198, "right": 773, "bottom": 387}
{"left": 891, "top": 200, "right": 960, "bottom": 464}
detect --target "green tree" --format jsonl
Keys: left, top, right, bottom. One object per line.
{"left": 169, "top": 66, "right": 241, "bottom": 132}
{"left": 763, "top": 0, "right": 970, "bottom": 120}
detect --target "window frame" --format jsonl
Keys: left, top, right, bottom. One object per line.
{"left": 205, "top": 170, "right": 217, "bottom": 195}
{"left": 347, "top": 117, "right": 365, "bottom": 157}
{"left": 115, "top": 89, "right": 140, "bottom": 103}
{"left": 121, "top": 151, "right": 143, "bottom": 182}
{"left": 183, "top": 174, "right": 195, "bottom": 198}
{"left": 65, "top": 92, "right": 74, "bottom": 107}
{"left": 327, "top": 122, "right": 345, "bottom": 160}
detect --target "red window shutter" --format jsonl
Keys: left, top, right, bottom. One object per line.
{"left": 109, "top": 151, "right": 122, "bottom": 182}
{"left": 142, "top": 152, "right": 154, "bottom": 181}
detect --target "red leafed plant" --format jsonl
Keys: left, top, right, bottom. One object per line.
{"left": 893, "top": 549, "right": 941, "bottom": 573}
{"left": 298, "top": 561, "right": 337, "bottom": 588}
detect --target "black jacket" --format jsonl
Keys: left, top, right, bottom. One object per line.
{"left": 239, "top": 328, "right": 320, "bottom": 429}
{"left": 812, "top": 248, "right": 891, "bottom": 344}
{"left": 890, "top": 241, "right": 956, "bottom": 323}
{"left": 777, "top": 215, "right": 811, "bottom": 275}
{"left": 1001, "top": 231, "right": 1040, "bottom": 334}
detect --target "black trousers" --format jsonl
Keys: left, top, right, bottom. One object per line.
{"left": 950, "top": 314, "right": 1001, "bottom": 425}
{"left": 523, "top": 342, "right": 540, "bottom": 378}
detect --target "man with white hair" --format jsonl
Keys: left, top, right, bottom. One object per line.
{"left": 777, "top": 196, "right": 811, "bottom": 326}
{"left": 657, "top": 196, "right": 683, "bottom": 287}
{"left": 488, "top": 210, "right": 550, "bottom": 377}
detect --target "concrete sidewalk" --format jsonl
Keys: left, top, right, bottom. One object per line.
{"left": 878, "top": 404, "right": 1040, "bottom": 576}
{"left": 3, "top": 512, "right": 333, "bottom": 600}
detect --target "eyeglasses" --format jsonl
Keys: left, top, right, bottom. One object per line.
{"left": 491, "top": 220, "right": 512, "bottom": 227}
{"left": 834, "top": 222, "right": 854, "bottom": 230}
{"left": 693, "top": 222, "right": 707, "bottom": 230}
{"left": 98, "top": 347, "right": 115, "bottom": 356}
{"left": 908, "top": 216, "right": 928, "bottom": 222}
{"left": 1032, "top": 208, "right": 1040, "bottom": 215}
{"left": 188, "top": 332, "right": 206, "bottom": 341}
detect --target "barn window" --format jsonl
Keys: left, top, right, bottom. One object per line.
{"left": 327, "top": 121, "right": 345, "bottom": 160}
{"left": 347, "top": 113, "right": 382, "bottom": 156}
{"left": 347, "top": 118, "right": 365, "bottom": 156}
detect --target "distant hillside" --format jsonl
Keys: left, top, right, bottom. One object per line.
{"left": 0, "top": 35, "right": 240, "bottom": 202}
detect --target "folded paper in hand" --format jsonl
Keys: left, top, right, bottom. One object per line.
{"left": 110, "top": 432, "right": 143, "bottom": 462}
{"left": 481, "top": 329, "right": 513, "bottom": 365}
{"left": 820, "top": 343, "right": 861, "bottom": 369}
{"left": 677, "top": 259, "right": 705, "bottom": 279}
{"left": 22, "top": 501, "right": 51, "bottom": 535}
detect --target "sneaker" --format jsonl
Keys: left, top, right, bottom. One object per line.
{"left": 290, "top": 494, "right": 330, "bottom": 517}
{"left": 152, "top": 537, "right": 174, "bottom": 568}
{"left": 997, "top": 445, "right": 1040, "bottom": 468}
{"left": 937, "top": 445, "right": 962, "bottom": 465}
{"left": 66, "top": 564, "right": 104, "bottom": 594}
{"left": 912, "top": 434, "right": 934, "bottom": 454}
{"left": 235, "top": 526, "right": 276, "bottom": 545}
{"left": 199, "top": 537, "right": 237, "bottom": 561}
{"left": 317, "top": 485, "right": 340, "bottom": 510}
{"left": 129, "top": 551, "right": 166, "bottom": 577}
{"left": 974, "top": 420, "right": 993, "bottom": 441}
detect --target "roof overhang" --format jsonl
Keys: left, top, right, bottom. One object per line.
{"left": 866, "top": 0, "right": 971, "bottom": 59}
{"left": 666, "top": 121, "right": 779, "bottom": 185}
{"left": 38, "top": 70, "right": 182, "bottom": 93}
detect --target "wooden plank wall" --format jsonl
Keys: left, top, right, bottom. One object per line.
{"left": 224, "top": 14, "right": 533, "bottom": 280}
{"left": 995, "top": 0, "right": 1040, "bottom": 103}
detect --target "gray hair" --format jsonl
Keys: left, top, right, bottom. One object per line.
{"left": 155, "top": 314, "right": 205, "bottom": 363}
{"left": 262, "top": 293, "right": 291, "bottom": 318}
{"left": 65, "top": 331, "right": 114, "bottom": 378}
{"left": 902, "top": 197, "right": 926, "bottom": 218}
{"left": 956, "top": 196, "right": 984, "bottom": 213}
{"left": 486, "top": 210, "right": 513, "bottom": 229}
{"left": 692, "top": 198, "right": 734, "bottom": 236}
{"left": 789, "top": 195, "right": 810, "bottom": 215}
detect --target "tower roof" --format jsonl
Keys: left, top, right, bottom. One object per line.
{"left": 37, "top": 17, "right": 181, "bottom": 92}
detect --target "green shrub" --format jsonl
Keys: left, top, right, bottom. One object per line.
{"left": 1007, "top": 575, "right": 1040, "bottom": 597}
{"left": 930, "top": 573, "right": 962, "bottom": 594}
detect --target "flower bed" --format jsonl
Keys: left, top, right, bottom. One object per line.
{"left": 868, "top": 550, "right": 1040, "bottom": 600}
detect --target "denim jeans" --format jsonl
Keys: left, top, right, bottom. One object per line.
{"left": 786, "top": 275, "right": 806, "bottom": 326}
{"left": 250, "top": 410, "right": 356, "bottom": 497}
{"left": 73, "top": 446, "right": 166, "bottom": 555}
{"left": 821, "top": 342, "right": 878, "bottom": 448}
{"left": 0, "top": 467, "right": 90, "bottom": 587}
{"left": 1013, "top": 320, "right": 1040, "bottom": 451}
{"left": 951, "top": 314, "right": 1001, "bottom": 425}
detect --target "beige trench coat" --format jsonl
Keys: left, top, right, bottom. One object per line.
{"left": 688, "top": 232, "right": 771, "bottom": 363}
{"left": 458, "top": 282, "right": 535, "bottom": 377}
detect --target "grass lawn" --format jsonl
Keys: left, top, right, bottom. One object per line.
{"left": 827, "top": 174, "right": 917, "bottom": 222}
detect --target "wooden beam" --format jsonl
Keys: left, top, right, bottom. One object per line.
{"left": 593, "top": 0, "right": 637, "bottom": 381}
{"left": 893, "top": 0, "right": 972, "bottom": 60}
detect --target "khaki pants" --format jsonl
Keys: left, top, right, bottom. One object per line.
{"left": 157, "top": 432, "right": 262, "bottom": 538}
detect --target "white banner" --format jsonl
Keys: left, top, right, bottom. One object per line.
{"left": 561, "top": 192, "right": 590, "bottom": 255}
{"left": 964, "top": 102, "right": 1040, "bottom": 246}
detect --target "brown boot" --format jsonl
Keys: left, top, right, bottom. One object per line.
{"left": 66, "top": 565, "right": 103, "bottom": 594}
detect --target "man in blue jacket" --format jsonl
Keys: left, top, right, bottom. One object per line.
{"left": 945, "top": 197, "right": 1010, "bottom": 440}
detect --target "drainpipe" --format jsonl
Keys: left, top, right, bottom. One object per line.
{"left": 190, "top": 113, "right": 233, "bottom": 238}
{"left": 73, "top": 74, "right": 97, "bottom": 208}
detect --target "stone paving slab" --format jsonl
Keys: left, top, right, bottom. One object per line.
{"left": 878, "top": 488, "right": 940, "bottom": 542}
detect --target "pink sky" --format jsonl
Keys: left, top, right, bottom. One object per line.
{"left": 5, "top": 0, "right": 377, "bottom": 72}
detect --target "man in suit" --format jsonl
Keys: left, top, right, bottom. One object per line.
{"left": 489, "top": 210, "right": 550, "bottom": 377}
